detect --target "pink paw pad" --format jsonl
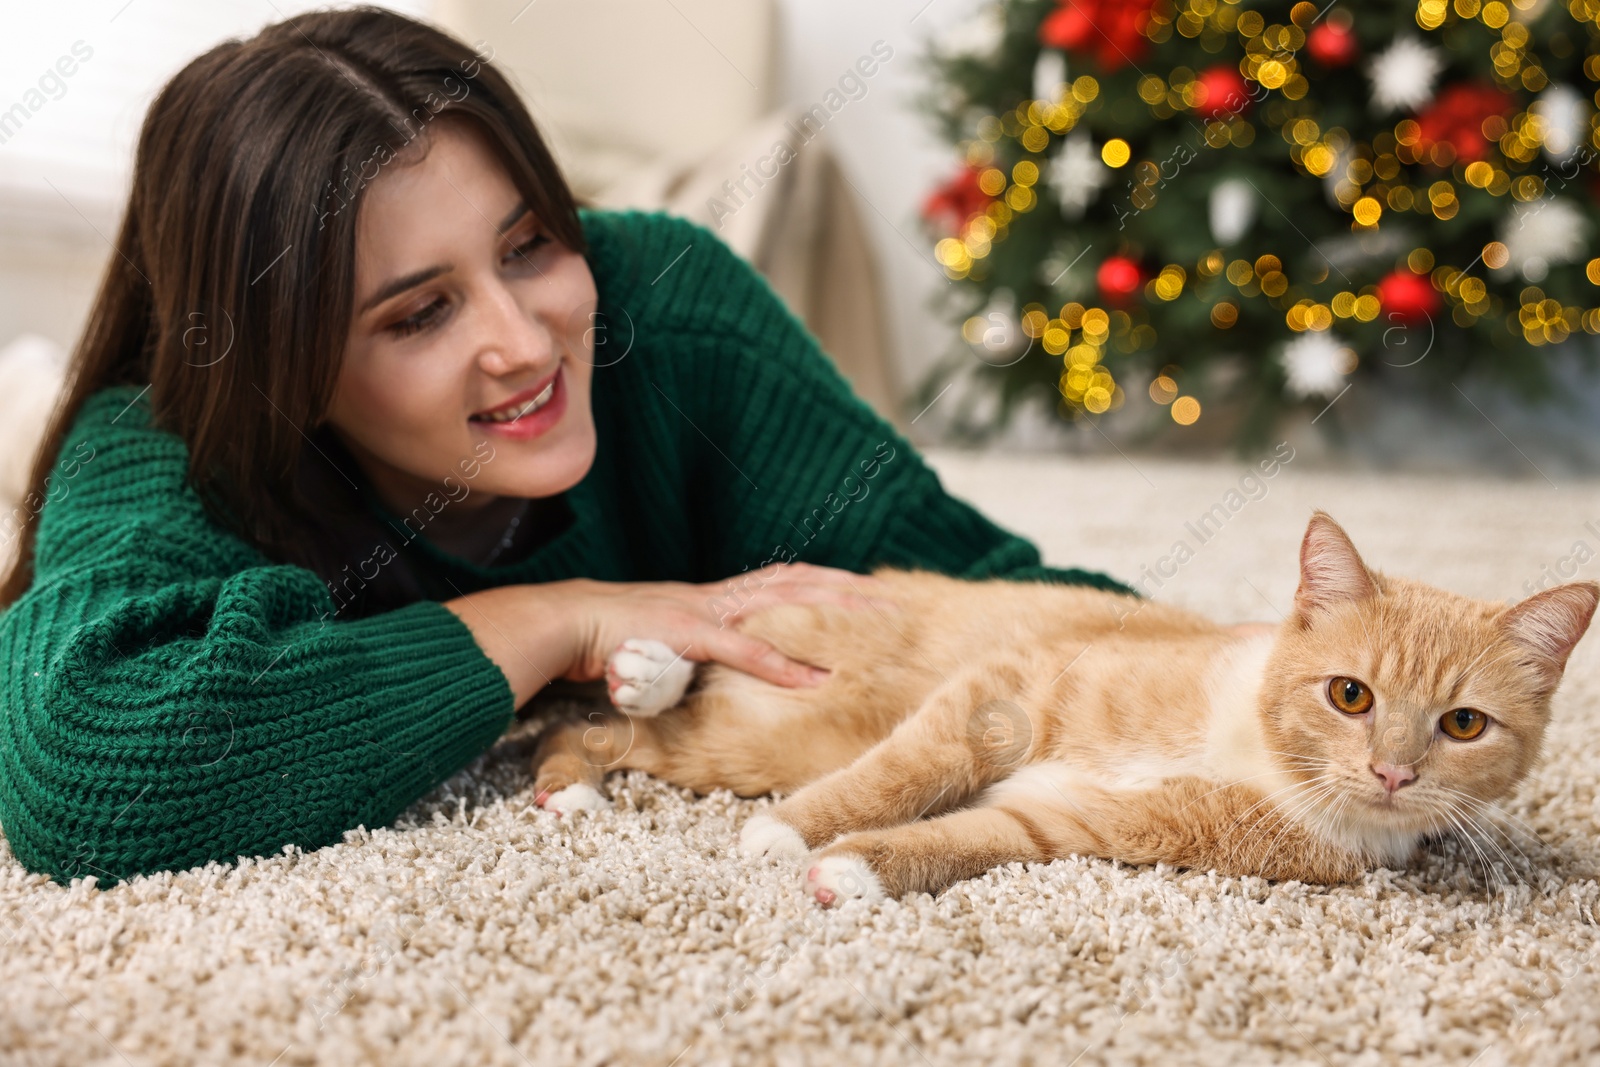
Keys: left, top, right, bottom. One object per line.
{"left": 802, "top": 854, "right": 884, "bottom": 906}
{"left": 807, "top": 866, "right": 837, "bottom": 906}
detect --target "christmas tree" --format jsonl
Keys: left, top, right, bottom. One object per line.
{"left": 916, "top": 0, "right": 1600, "bottom": 446}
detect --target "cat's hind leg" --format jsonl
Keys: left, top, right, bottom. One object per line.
{"left": 531, "top": 707, "right": 676, "bottom": 815}
{"left": 740, "top": 657, "right": 1047, "bottom": 858}
{"left": 802, "top": 765, "right": 1114, "bottom": 902}
{"left": 533, "top": 639, "right": 692, "bottom": 815}
{"left": 803, "top": 803, "right": 1055, "bottom": 904}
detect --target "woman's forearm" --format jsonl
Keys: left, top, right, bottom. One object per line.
{"left": 443, "top": 582, "right": 583, "bottom": 710}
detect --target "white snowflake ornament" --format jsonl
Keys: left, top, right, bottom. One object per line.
{"left": 1279, "top": 332, "right": 1356, "bottom": 399}
{"left": 1498, "top": 198, "right": 1587, "bottom": 283}
{"left": 1368, "top": 37, "right": 1443, "bottom": 112}
{"left": 1209, "top": 177, "right": 1257, "bottom": 244}
{"left": 1052, "top": 130, "right": 1111, "bottom": 219}
{"left": 1532, "top": 85, "right": 1588, "bottom": 164}
{"left": 1034, "top": 49, "right": 1067, "bottom": 104}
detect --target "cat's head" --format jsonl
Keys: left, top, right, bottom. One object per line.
{"left": 1258, "top": 510, "right": 1597, "bottom": 844}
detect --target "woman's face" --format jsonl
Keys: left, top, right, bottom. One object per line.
{"left": 328, "top": 116, "right": 598, "bottom": 513}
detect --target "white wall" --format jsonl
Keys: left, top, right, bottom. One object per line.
{"left": 768, "top": 0, "right": 985, "bottom": 410}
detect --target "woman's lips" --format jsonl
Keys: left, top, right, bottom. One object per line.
{"left": 471, "top": 370, "right": 560, "bottom": 422}
{"left": 468, "top": 367, "right": 567, "bottom": 440}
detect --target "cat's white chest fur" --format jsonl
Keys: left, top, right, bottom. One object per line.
{"left": 1199, "top": 633, "right": 1289, "bottom": 787}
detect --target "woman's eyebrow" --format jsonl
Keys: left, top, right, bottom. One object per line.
{"left": 497, "top": 200, "right": 529, "bottom": 232}
{"left": 359, "top": 203, "right": 531, "bottom": 313}
{"left": 361, "top": 265, "right": 450, "bottom": 313}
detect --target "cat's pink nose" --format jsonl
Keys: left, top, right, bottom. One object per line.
{"left": 1371, "top": 762, "right": 1416, "bottom": 793}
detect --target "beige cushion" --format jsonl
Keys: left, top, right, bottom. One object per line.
{"left": 432, "top": 0, "right": 778, "bottom": 199}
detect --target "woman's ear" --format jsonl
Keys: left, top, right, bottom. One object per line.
{"left": 1292, "top": 510, "right": 1378, "bottom": 628}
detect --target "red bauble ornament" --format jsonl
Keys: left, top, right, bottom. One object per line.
{"left": 1039, "top": 0, "right": 1157, "bottom": 73}
{"left": 1376, "top": 270, "right": 1440, "bottom": 325}
{"left": 1097, "top": 256, "right": 1144, "bottom": 305}
{"left": 1415, "top": 82, "right": 1516, "bottom": 164}
{"left": 1192, "top": 65, "right": 1251, "bottom": 120}
{"left": 1306, "top": 23, "right": 1358, "bottom": 68}
{"left": 921, "top": 165, "right": 992, "bottom": 235}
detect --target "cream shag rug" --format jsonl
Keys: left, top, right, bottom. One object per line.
{"left": 5, "top": 448, "right": 1600, "bottom": 1066}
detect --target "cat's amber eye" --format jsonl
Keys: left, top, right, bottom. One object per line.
{"left": 1327, "top": 676, "right": 1374, "bottom": 715}
{"left": 1440, "top": 708, "right": 1488, "bottom": 741}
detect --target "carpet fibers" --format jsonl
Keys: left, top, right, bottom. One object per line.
{"left": 5, "top": 449, "right": 1600, "bottom": 1066}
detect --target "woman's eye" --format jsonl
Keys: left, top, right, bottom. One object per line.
{"left": 1327, "top": 676, "right": 1374, "bottom": 715}
{"left": 1440, "top": 707, "right": 1488, "bottom": 741}
{"left": 388, "top": 298, "right": 446, "bottom": 338}
{"left": 504, "top": 233, "right": 550, "bottom": 265}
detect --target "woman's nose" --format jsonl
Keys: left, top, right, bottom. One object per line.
{"left": 475, "top": 285, "right": 555, "bottom": 376}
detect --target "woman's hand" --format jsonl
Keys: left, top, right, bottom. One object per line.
{"left": 444, "top": 563, "right": 891, "bottom": 710}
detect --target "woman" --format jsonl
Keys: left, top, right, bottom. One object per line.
{"left": 0, "top": 7, "right": 1135, "bottom": 888}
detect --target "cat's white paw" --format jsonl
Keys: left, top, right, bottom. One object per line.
{"left": 606, "top": 638, "right": 694, "bottom": 717}
{"left": 804, "top": 854, "right": 884, "bottom": 907}
{"left": 739, "top": 814, "right": 808, "bottom": 860}
{"left": 538, "top": 783, "right": 610, "bottom": 817}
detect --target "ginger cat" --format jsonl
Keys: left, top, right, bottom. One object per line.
{"left": 531, "top": 512, "right": 1597, "bottom": 906}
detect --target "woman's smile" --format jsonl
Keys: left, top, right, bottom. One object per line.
{"left": 468, "top": 364, "right": 569, "bottom": 439}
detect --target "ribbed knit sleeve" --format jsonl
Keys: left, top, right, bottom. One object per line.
{"left": 609, "top": 212, "right": 1139, "bottom": 597}
{"left": 0, "top": 387, "right": 514, "bottom": 887}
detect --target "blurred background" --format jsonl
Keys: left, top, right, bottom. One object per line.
{"left": 4, "top": 0, "right": 1600, "bottom": 508}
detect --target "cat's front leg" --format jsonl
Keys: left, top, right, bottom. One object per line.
{"left": 804, "top": 772, "right": 1366, "bottom": 905}
{"left": 605, "top": 638, "right": 695, "bottom": 717}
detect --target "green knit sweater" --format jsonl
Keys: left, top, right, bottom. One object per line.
{"left": 0, "top": 208, "right": 1135, "bottom": 888}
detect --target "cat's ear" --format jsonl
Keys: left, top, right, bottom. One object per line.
{"left": 1499, "top": 581, "right": 1599, "bottom": 686}
{"left": 1292, "top": 511, "right": 1378, "bottom": 627}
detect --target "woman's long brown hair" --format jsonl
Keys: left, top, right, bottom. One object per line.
{"left": 0, "top": 6, "right": 585, "bottom": 607}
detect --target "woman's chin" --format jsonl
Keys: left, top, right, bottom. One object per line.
{"left": 470, "top": 399, "right": 596, "bottom": 498}
{"left": 481, "top": 436, "right": 596, "bottom": 499}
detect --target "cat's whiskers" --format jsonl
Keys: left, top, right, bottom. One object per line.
{"left": 1223, "top": 775, "right": 1345, "bottom": 871}
{"left": 1216, "top": 772, "right": 1342, "bottom": 847}
{"left": 1434, "top": 799, "right": 1506, "bottom": 893}
{"left": 1316, "top": 789, "right": 1361, "bottom": 869}
{"left": 1215, "top": 778, "right": 1327, "bottom": 871}
{"left": 1244, "top": 780, "right": 1350, "bottom": 872}
{"left": 1435, "top": 785, "right": 1549, "bottom": 852}
{"left": 1437, "top": 790, "right": 1532, "bottom": 897}
{"left": 1260, "top": 749, "right": 1342, "bottom": 775}
{"left": 1435, "top": 798, "right": 1535, "bottom": 874}
{"left": 1262, "top": 778, "right": 1349, "bottom": 853}
{"left": 1171, "top": 766, "right": 1328, "bottom": 817}
{"left": 1428, "top": 785, "right": 1548, "bottom": 869}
